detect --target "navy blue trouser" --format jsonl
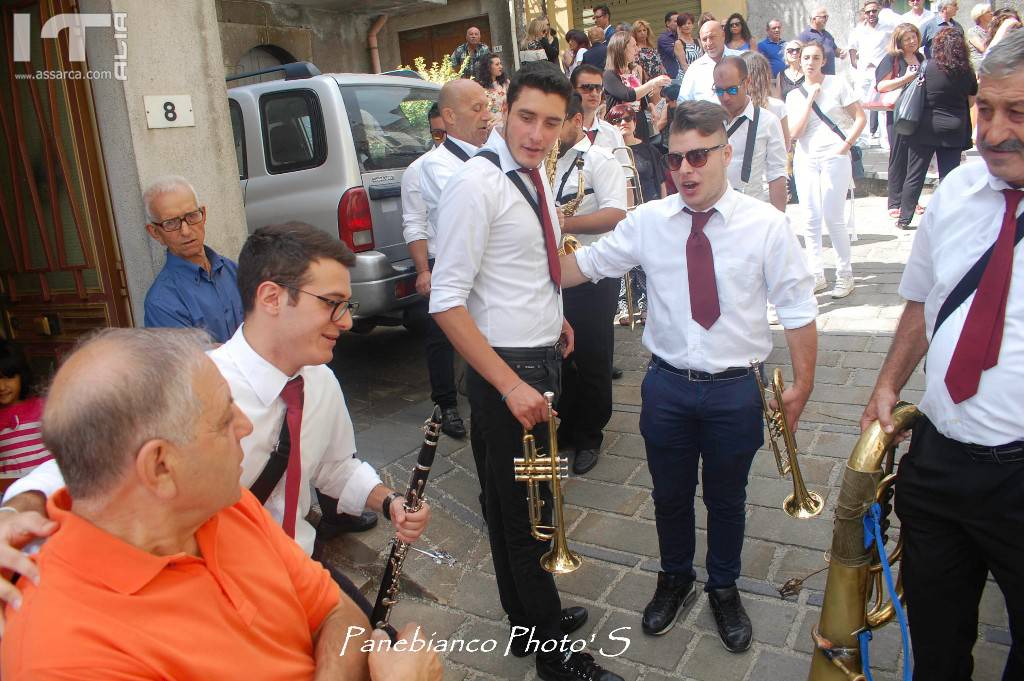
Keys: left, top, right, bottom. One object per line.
{"left": 639, "top": 361, "right": 764, "bottom": 590}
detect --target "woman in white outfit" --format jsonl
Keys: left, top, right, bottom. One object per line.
{"left": 786, "top": 40, "right": 866, "bottom": 299}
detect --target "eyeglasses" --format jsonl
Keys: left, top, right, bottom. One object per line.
{"left": 713, "top": 85, "right": 741, "bottom": 96}
{"left": 607, "top": 112, "right": 635, "bottom": 125}
{"left": 665, "top": 143, "right": 727, "bottom": 170}
{"left": 814, "top": 14, "right": 829, "bottom": 19}
{"left": 430, "top": 128, "right": 446, "bottom": 142}
{"left": 786, "top": 48, "right": 801, "bottom": 53}
{"left": 594, "top": 12, "right": 606, "bottom": 19}
{"left": 577, "top": 83, "right": 603, "bottom": 93}
{"left": 728, "top": 21, "right": 742, "bottom": 27}
{"left": 152, "top": 206, "right": 206, "bottom": 232}
{"left": 865, "top": 9, "right": 880, "bottom": 14}
{"left": 274, "top": 282, "right": 359, "bottom": 322}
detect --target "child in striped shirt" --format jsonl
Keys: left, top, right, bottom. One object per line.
{"left": 0, "top": 341, "right": 51, "bottom": 493}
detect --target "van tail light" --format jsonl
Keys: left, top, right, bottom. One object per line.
{"left": 338, "top": 188, "right": 375, "bottom": 252}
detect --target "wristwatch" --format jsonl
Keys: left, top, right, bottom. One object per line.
{"left": 382, "top": 491, "right": 404, "bottom": 522}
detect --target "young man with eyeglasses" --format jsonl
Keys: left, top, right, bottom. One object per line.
{"left": 559, "top": 101, "right": 818, "bottom": 653}
{"left": 142, "top": 176, "right": 243, "bottom": 344}
{"left": 2, "top": 223, "right": 430, "bottom": 606}
{"left": 552, "top": 93, "right": 627, "bottom": 476}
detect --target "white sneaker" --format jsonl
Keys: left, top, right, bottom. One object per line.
{"left": 813, "top": 275, "right": 828, "bottom": 294}
{"left": 831, "top": 276, "right": 855, "bottom": 299}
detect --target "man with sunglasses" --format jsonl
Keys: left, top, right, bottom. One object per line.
{"left": 553, "top": 93, "right": 627, "bottom": 476}
{"left": 559, "top": 101, "right": 818, "bottom": 652}
{"left": 713, "top": 57, "right": 788, "bottom": 211}
{"left": 142, "top": 176, "right": 243, "bottom": 344}
{"left": 849, "top": 1, "right": 894, "bottom": 145}
{"left": 570, "top": 65, "right": 625, "bottom": 150}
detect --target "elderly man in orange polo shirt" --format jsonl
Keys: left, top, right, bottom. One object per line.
{"left": 0, "top": 328, "right": 441, "bottom": 681}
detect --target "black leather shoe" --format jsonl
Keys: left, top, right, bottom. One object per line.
{"left": 536, "top": 652, "right": 623, "bottom": 681}
{"left": 611, "top": 366, "right": 623, "bottom": 380}
{"left": 440, "top": 406, "right": 467, "bottom": 439}
{"left": 317, "top": 510, "right": 378, "bottom": 541}
{"left": 509, "top": 607, "right": 591, "bottom": 657}
{"left": 707, "top": 585, "right": 752, "bottom": 652}
{"left": 642, "top": 571, "right": 696, "bottom": 635}
{"left": 572, "top": 448, "right": 600, "bottom": 475}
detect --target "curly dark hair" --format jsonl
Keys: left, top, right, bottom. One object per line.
{"left": 725, "top": 13, "right": 752, "bottom": 44}
{"left": 476, "top": 53, "right": 508, "bottom": 89}
{"left": 932, "top": 27, "right": 973, "bottom": 76}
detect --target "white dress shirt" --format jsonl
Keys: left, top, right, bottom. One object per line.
{"left": 724, "top": 100, "right": 787, "bottom": 202}
{"left": 419, "top": 136, "right": 479, "bottom": 234}
{"left": 786, "top": 76, "right": 859, "bottom": 159}
{"left": 583, "top": 117, "right": 625, "bottom": 152}
{"left": 849, "top": 22, "right": 892, "bottom": 71}
{"left": 677, "top": 54, "right": 719, "bottom": 104}
{"left": 4, "top": 328, "right": 382, "bottom": 557}
{"left": 573, "top": 188, "right": 817, "bottom": 373}
{"left": 901, "top": 8, "right": 935, "bottom": 29}
{"left": 402, "top": 148, "right": 436, "bottom": 254}
{"left": 899, "top": 162, "right": 1024, "bottom": 446}
{"left": 554, "top": 136, "right": 627, "bottom": 247}
{"left": 429, "top": 128, "right": 563, "bottom": 348}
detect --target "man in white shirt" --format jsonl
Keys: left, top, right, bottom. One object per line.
{"left": 901, "top": 0, "right": 935, "bottom": 29}
{"left": 560, "top": 100, "right": 818, "bottom": 654}
{"left": 849, "top": 1, "right": 894, "bottom": 144}
{"left": 860, "top": 32, "right": 1024, "bottom": 681}
{"left": 678, "top": 20, "right": 727, "bottom": 104}
{"left": 570, "top": 64, "right": 626, "bottom": 151}
{"left": 713, "top": 57, "right": 787, "bottom": 210}
{"left": 2, "top": 224, "right": 430, "bottom": 592}
{"left": 430, "top": 61, "right": 621, "bottom": 681}
{"left": 878, "top": 0, "right": 900, "bottom": 29}
{"left": 553, "top": 93, "right": 627, "bottom": 476}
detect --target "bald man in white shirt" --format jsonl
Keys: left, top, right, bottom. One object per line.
{"left": 560, "top": 101, "right": 818, "bottom": 653}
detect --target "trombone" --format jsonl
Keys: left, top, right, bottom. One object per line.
{"left": 752, "top": 362, "right": 824, "bottom": 519}
{"left": 512, "top": 391, "right": 582, "bottom": 574}
{"left": 611, "top": 145, "right": 645, "bottom": 331}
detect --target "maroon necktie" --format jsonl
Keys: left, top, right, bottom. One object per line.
{"left": 944, "top": 189, "right": 1024, "bottom": 403}
{"left": 585, "top": 129, "right": 597, "bottom": 143}
{"left": 684, "top": 207, "right": 720, "bottom": 329}
{"left": 520, "top": 166, "right": 562, "bottom": 288}
{"left": 279, "top": 376, "right": 304, "bottom": 538}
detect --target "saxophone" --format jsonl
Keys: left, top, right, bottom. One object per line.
{"left": 544, "top": 140, "right": 583, "bottom": 255}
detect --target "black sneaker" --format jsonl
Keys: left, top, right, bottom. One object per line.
{"left": 509, "top": 607, "right": 590, "bottom": 657}
{"left": 641, "top": 571, "right": 696, "bottom": 635}
{"left": 611, "top": 366, "right": 623, "bottom": 380}
{"left": 440, "top": 406, "right": 467, "bottom": 439}
{"left": 572, "top": 449, "right": 600, "bottom": 475}
{"left": 536, "top": 651, "right": 624, "bottom": 681}
{"left": 707, "top": 585, "right": 752, "bottom": 652}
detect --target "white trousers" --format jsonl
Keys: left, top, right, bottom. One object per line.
{"left": 794, "top": 150, "right": 853, "bottom": 279}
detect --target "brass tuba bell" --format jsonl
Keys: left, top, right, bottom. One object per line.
{"left": 513, "top": 391, "right": 582, "bottom": 574}
{"left": 753, "top": 363, "right": 824, "bottom": 519}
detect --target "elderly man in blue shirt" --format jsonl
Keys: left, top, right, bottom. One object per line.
{"left": 142, "top": 176, "right": 243, "bottom": 343}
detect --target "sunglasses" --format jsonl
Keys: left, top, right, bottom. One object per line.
{"left": 728, "top": 22, "right": 742, "bottom": 27}
{"left": 865, "top": 9, "right": 879, "bottom": 14}
{"left": 786, "top": 48, "right": 801, "bottom": 53}
{"left": 607, "top": 113, "right": 635, "bottom": 125}
{"left": 665, "top": 143, "right": 727, "bottom": 170}
{"left": 577, "top": 83, "right": 603, "bottom": 93}
{"left": 430, "top": 128, "right": 446, "bottom": 142}
{"left": 713, "top": 85, "right": 741, "bottom": 96}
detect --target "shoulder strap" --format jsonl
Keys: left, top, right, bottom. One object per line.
{"left": 556, "top": 151, "right": 594, "bottom": 203}
{"left": 742, "top": 106, "right": 759, "bottom": 183}
{"left": 249, "top": 416, "right": 291, "bottom": 505}
{"left": 443, "top": 137, "right": 471, "bottom": 162}
{"left": 474, "top": 149, "right": 544, "bottom": 225}
{"left": 935, "top": 211, "right": 1024, "bottom": 334}
{"left": 799, "top": 84, "right": 847, "bottom": 144}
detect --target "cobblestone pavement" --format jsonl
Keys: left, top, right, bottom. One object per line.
{"left": 324, "top": 170, "right": 1012, "bottom": 681}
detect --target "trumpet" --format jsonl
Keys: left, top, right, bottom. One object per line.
{"left": 752, "top": 363, "right": 824, "bottom": 519}
{"left": 513, "top": 391, "right": 582, "bottom": 574}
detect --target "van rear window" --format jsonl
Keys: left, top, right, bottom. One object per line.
{"left": 340, "top": 85, "right": 439, "bottom": 171}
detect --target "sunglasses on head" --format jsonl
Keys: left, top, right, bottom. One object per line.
{"left": 577, "top": 83, "right": 603, "bottom": 93}
{"left": 713, "top": 85, "right": 741, "bottom": 96}
{"left": 665, "top": 144, "right": 727, "bottom": 170}
{"left": 430, "top": 128, "right": 446, "bottom": 142}
{"left": 607, "top": 112, "right": 635, "bottom": 125}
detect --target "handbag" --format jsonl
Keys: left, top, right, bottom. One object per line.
{"left": 798, "top": 84, "right": 865, "bottom": 180}
{"left": 519, "top": 48, "right": 547, "bottom": 63}
{"left": 893, "top": 60, "right": 927, "bottom": 136}
{"left": 863, "top": 59, "right": 901, "bottom": 111}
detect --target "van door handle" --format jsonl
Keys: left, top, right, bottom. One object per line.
{"left": 368, "top": 186, "right": 401, "bottom": 200}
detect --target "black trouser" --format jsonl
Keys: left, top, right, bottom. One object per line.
{"left": 897, "top": 417, "right": 1024, "bottom": 681}
{"left": 886, "top": 130, "right": 909, "bottom": 211}
{"left": 870, "top": 109, "right": 879, "bottom": 135}
{"left": 897, "top": 144, "right": 962, "bottom": 226}
{"left": 425, "top": 313, "right": 458, "bottom": 410}
{"left": 559, "top": 277, "right": 618, "bottom": 451}
{"left": 466, "top": 346, "right": 563, "bottom": 646}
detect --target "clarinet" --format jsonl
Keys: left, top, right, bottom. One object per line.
{"left": 370, "top": 406, "right": 443, "bottom": 634}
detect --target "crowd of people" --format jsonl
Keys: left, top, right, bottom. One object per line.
{"left": 0, "top": 4, "right": 1022, "bottom": 681}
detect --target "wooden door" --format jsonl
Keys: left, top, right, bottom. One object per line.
{"left": 399, "top": 16, "right": 492, "bottom": 70}
{"left": 0, "top": 0, "right": 131, "bottom": 377}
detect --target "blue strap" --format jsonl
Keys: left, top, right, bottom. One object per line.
{"left": 858, "top": 630, "right": 874, "bottom": 681}
{"left": 862, "top": 502, "right": 913, "bottom": 681}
